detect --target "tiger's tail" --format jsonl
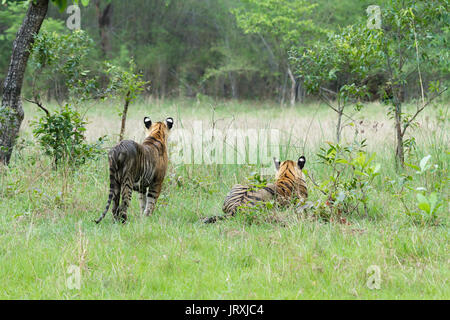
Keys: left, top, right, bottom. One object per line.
{"left": 202, "top": 212, "right": 234, "bottom": 224}
{"left": 203, "top": 184, "right": 248, "bottom": 224}
{"left": 95, "top": 152, "right": 120, "bottom": 224}
{"left": 95, "top": 189, "right": 114, "bottom": 224}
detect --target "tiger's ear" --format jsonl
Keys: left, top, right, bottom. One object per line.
{"left": 273, "top": 157, "right": 280, "bottom": 170}
{"left": 166, "top": 117, "right": 174, "bottom": 130}
{"left": 298, "top": 156, "right": 306, "bottom": 169}
{"left": 144, "top": 117, "right": 152, "bottom": 129}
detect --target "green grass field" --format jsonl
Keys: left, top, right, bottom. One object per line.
{"left": 0, "top": 98, "right": 448, "bottom": 299}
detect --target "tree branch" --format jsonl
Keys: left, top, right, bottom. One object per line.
{"left": 318, "top": 92, "right": 355, "bottom": 122}
{"left": 306, "top": 171, "right": 327, "bottom": 196}
{"left": 401, "top": 87, "right": 448, "bottom": 136}
{"left": 23, "top": 97, "right": 50, "bottom": 117}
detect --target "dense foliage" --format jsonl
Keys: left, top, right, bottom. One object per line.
{"left": 2, "top": 0, "right": 446, "bottom": 102}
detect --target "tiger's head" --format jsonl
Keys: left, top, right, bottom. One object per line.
{"left": 273, "top": 156, "right": 307, "bottom": 200}
{"left": 143, "top": 117, "right": 174, "bottom": 143}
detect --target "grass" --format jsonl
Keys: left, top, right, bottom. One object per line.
{"left": 0, "top": 98, "right": 448, "bottom": 299}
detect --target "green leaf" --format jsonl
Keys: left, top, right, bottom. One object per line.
{"left": 416, "top": 193, "right": 430, "bottom": 213}
{"left": 405, "top": 162, "right": 420, "bottom": 171}
{"left": 428, "top": 192, "right": 439, "bottom": 214}
{"left": 418, "top": 202, "right": 430, "bottom": 214}
{"left": 51, "top": 0, "right": 68, "bottom": 12}
{"left": 354, "top": 170, "right": 368, "bottom": 176}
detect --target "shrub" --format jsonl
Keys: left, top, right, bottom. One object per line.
{"left": 32, "top": 104, "right": 104, "bottom": 169}
{"left": 303, "top": 139, "right": 380, "bottom": 221}
{"left": 388, "top": 154, "right": 447, "bottom": 224}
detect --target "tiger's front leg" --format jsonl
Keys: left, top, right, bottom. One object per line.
{"left": 144, "top": 183, "right": 162, "bottom": 216}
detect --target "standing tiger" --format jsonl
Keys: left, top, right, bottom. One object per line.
{"left": 95, "top": 117, "right": 174, "bottom": 224}
{"left": 203, "top": 156, "right": 307, "bottom": 223}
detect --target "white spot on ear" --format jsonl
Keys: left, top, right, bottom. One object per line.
{"left": 166, "top": 117, "right": 174, "bottom": 129}
{"left": 144, "top": 117, "right": 152, "bottom": 129}
{"left": 298, "top": 156, "right": 306, "bottom": 169}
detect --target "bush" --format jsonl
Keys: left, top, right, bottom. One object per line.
{"left": 303, "top": 139, "right": 380, "bottom": 221}
{"left": 388, "top": 154, "right": 447, "bottom": 225}
{"left": 32, "top": 105, "right": 104, "bottom": 169}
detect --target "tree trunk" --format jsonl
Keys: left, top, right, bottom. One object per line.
{"left": 336, "top": 107, "right": 343, "bottom": 144}
{"left": 95, "top": 0, "right": 112, "bottom": 56}
{"left": 0, "top": 0, "right": 49, "bottom": 166}
{"left": 394, "top": 101, "right": 405, "bottom": 169}
{"left": 228, "top": 72, "right": 238, "bottom": 99}
{"left": 287, "top": 67, "right": 296, "bottom": 107}
{"left": 296, "top": 79, "right": 305, "bottom": 103}
{"left": 280, "top": 72, "right": 288, "bottom": 107}
{"left": 119, "top": 91, "right": 131, "bottom": 142}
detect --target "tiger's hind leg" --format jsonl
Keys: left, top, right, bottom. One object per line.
{"left": 111, "top": 186, "right": 121, "bottom": 220}
{"left": 116, "top": 178, "right": 132, "bottom": 223}
{"left": 144, "top": 184, "right": 162, "bottom": 216}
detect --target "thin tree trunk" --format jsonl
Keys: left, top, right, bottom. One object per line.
{"left": 280, "top": 72, "right": 288, "bottom": 107}
{"left": 336, "top": 107, "right": 343, "bottom": 143}
{"left": 392, "top": 80, "right": 405, "bottom": 168}
{"left": 394, "top": 101, "right": 404, "bottom": 168}
{"left": 287, "top": 67, "right": 296, "bottom": 107}
{"left": 0, "top": 0, "right": 49, "bottom": 165}
{"left": 383, "top": 40, "right": 405, "bottom": 170}
{"left": 297, "top": 78, "right": 305, "bottom": 103}
{"left": 119, "top": 91, "right": 131, "bottom": 142}
{"left": 336, "top": 93, "right": 344, "bottom": 143}
{"left": 228, "top": 72, "right": 238, "bottom": 99}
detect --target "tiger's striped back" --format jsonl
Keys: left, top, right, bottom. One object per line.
{"left": 221, "top": 183, "right": 278, "bottom": 215}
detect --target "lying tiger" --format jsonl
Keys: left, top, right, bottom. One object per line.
{"left": 203, "top": 156, "right": 308, "bottom": 223}
{"left": 95, "top": 117, "right": 173, "bottom": 224}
